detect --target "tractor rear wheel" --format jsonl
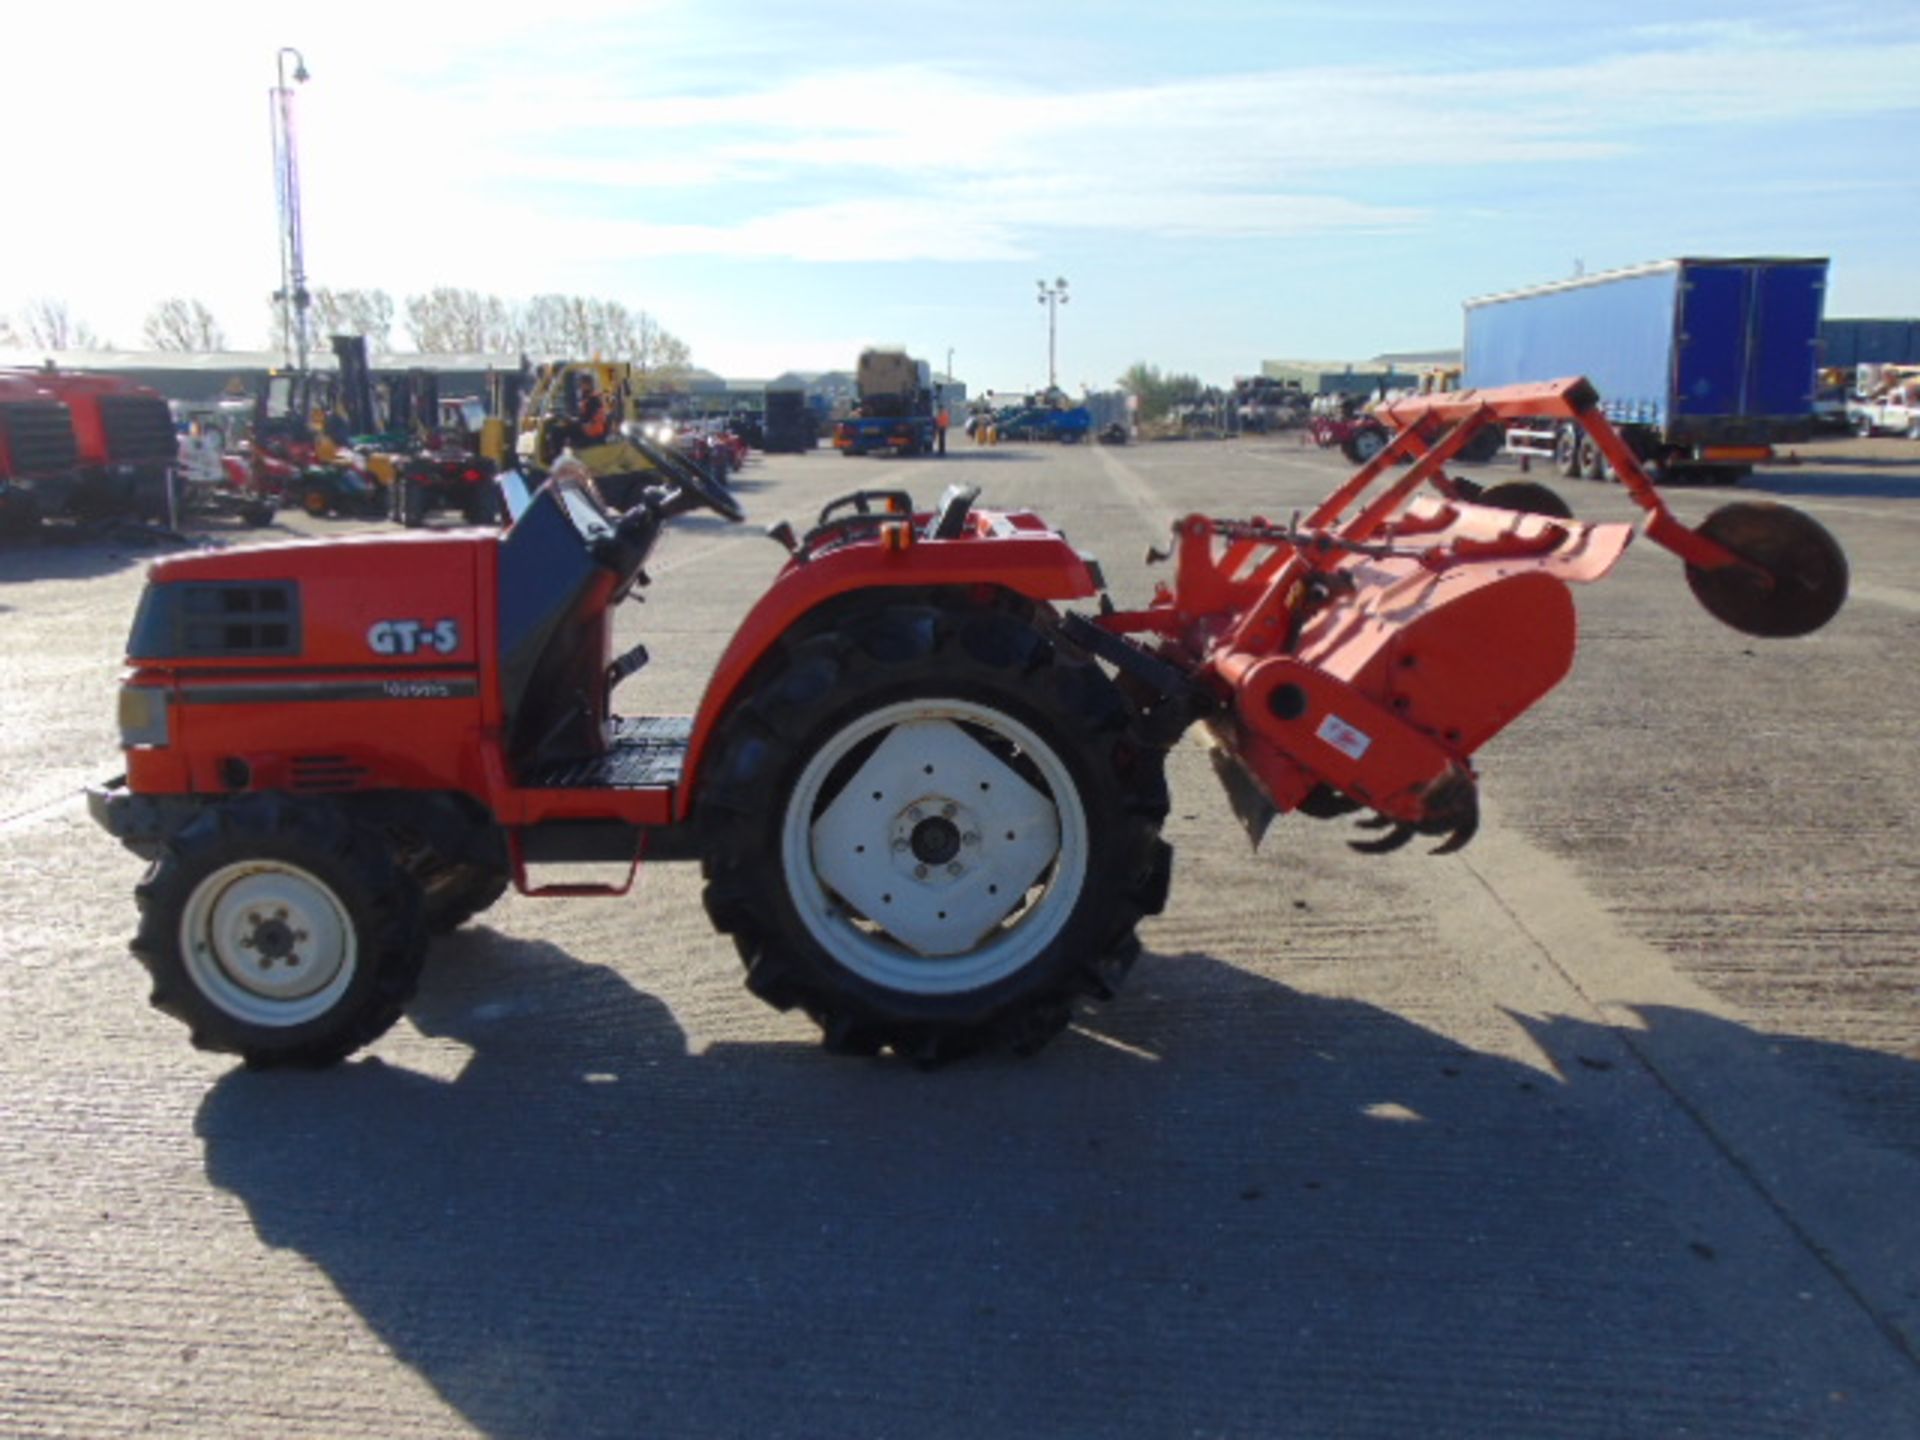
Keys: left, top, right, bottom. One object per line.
{"left": 698, "top": 597, "right": 1172, "bottom": 1063}
{"left": 131, "top": 794, "right": 428, "bottom": 1066}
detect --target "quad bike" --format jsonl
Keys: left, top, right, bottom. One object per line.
{"left": 90, "top": 378, "right": 1846, "bottom": 1069}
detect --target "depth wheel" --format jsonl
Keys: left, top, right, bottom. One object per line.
{"left": 1685, "top": 501, "right": 1849, "bottom": 638}
{"left": 131, "top": 794, "right": 427, "bottom": 1066}
{"left": 698, "top": 596, "right": 1172, "bottom": 1064}
{"left": 1478, "top": 481, "right": 1573, "bottom": 519}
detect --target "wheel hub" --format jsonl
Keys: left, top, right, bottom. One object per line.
{"left": 908, "top": 813, "right": 962, "bottom": 866}
{"left": 805, "top": 716, "right": 1066, "bottom": 960}
{"left": 181, "top": 862, "right": 358, "bottom": 1023}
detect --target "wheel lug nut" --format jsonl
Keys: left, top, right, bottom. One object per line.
{"left": 892, "top": 838, "right": 909, "bottom": 853}
{"left": 907, "top": 807, "right": 922, "bottom": 822}
{"left": 942, "top": 803, "right": 956, "bottom": 818}
{"left": 914, "top": 864, "right": 928, "bottom": 879}
{"left": 947, "top": 862, "right": 963, "bottom": 876}
{"left": 962, "top": 832, "right": 978, "bottom": 846}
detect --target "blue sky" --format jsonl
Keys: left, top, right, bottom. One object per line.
{"left": 5, "top": 1, "right": 1915, "bottom": 392}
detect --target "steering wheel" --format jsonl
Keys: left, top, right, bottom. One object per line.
{"left": 622, "top": 425, "right": 745, "bottom": 522}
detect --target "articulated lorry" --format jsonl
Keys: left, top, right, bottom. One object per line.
{"left": 1464, "top": 257, "right": 1828, "bottom": 483}
{"left": 834, "top": 349, "right": 937, "bottom": 457}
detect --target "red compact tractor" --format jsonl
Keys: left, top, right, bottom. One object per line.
{"left": 91, "top": 378, "right": 1848, "bottom": 1068}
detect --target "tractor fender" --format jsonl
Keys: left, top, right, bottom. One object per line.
{"left": 675, "top": 532, "right": 1100, "bottom": 821}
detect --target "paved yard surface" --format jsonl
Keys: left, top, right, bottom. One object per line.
{"left": 3, "top": 435, "right": 1917, "bottom": 1437}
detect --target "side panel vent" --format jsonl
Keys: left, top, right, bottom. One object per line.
{"left": 289, "top": 755, "right": 369, "bottom": 792}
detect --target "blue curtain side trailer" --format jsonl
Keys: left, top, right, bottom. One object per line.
{"left": 1463, "top": 257, "right": 1828, "bottom": 481}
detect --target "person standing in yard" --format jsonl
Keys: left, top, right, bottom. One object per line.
{"left": 936, "top": 404, "right": 950, "bottom": 455}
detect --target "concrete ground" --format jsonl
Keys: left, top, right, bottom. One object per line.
{"left": 2, "top": 432, "right": 1917, "bottom": 1437}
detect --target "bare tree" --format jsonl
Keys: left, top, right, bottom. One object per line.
{"left": 404, "top": 288, "right": 522, "bottom": 353}
{"left": 143, "top": 298, "right": 227, "bottom": 352}
{"left": 311, "top": 288, "right": 395, "bottom": 351}
{"left": 17, "top": 298, "right": 102, "bottom": 351}
{"left": 0, "top": 314, "right": 19, "bottom": 347}
{"left": 517, "top": 293, "right": 690, "bottom": 378}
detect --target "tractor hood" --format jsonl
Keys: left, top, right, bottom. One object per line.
{"left": 129, "top": 533, "right": 486, "bottom": 670}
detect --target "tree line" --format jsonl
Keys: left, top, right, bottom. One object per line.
{"left": 3, "top": 290, "right": 692, "bottom": 375}
{"left": 1117, "top": 361, "right": 1205, "bottom": 422}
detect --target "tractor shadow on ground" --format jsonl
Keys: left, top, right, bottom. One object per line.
{"left": 196, "top": 939, "right": 1920, "bottom": 1440}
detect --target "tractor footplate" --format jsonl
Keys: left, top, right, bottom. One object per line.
{"left": 521, "top": 715, "right": 691, "bottom": 790}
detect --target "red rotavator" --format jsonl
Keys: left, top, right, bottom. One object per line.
{"left": 91, "top": 378, "right": 1846, "bottom": 1068}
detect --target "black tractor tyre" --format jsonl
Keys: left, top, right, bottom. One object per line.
{"left": 463, "top": 483, "right": 501, "bottom": 525}
{"left": 300, "top": 483, "right": 333, "bottom": 518}
{"left": 131, "top": 794, "right": 428, "bottom": 1067}
{"left": 1478, "top": 480, "right": 1574, "bottom": 519}
{"left": 697, "top": 595, "right": 1173, "bottom": 1064}
{"left": 397, "top": 475, "right": 429, "bottom": 528}
{"left": 419, "top": 862, "right": 510, "bottom": 934}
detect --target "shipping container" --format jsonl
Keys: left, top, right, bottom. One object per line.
{"left": 1463, "top": 257, "right": 1827, "bottom": 481}
{"left": 1820, "top": 318, "right": 1920, "bottom": 368}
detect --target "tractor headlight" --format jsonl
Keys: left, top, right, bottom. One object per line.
{"left": 117, "top": 685, "right": 171, "bottom": 748}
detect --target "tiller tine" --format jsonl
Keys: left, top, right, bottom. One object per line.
{"left": 1208, "top": 741, "right": 1277, "bottom": 850}
{"left": 1349, "top": 823, "right": 1416, "bottom": 855}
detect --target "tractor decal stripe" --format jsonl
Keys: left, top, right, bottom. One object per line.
{"left": 178, "top": 679, "right": 479, "bottom": 705}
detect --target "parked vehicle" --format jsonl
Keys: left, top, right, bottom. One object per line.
{"left": 0, "top": 371, "right": 79, "bottom": 534}
{"left": 33, "top": 370, "right": 177, "bottom": 521}
{"left": 391, "top": 398, "right": 500, "bottom": 527}
{"left": 834, "top": 349, "right": 937, "bottom": 457}
{"left": 1849, "top": 370, "right": 1920, "bottom": 438}
{"left": 760, "top": 388, "right": 817, "bottom": 454}
{"left": 90, "top": 378, "right": 1847, "bottom": 1071}
{"left": 1464, "top": 257, "right": 1829, "bottom": 483}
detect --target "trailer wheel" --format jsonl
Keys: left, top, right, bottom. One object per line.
{"left": 698, "top": 598, "right": 1172, "bottom": 1064}
{"left": 1553, "top": 425, "right": 1582, "bottom": 478}
{"left": 1577, "top": 434, "right": 1606, "bottom": 481}
{"left": 132, "top": 794, "right": 427, "bottom": 1066}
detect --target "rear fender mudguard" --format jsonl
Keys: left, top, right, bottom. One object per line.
{"left": 676, "top": 530, "right": 1098, "bottom": 820}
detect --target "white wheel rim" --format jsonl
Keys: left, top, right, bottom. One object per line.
{"left": 781, "top": 698, "right": 1089, "bottom": 995}
{"left": 179, "top": 860, "right": 358, "bottom": 1027}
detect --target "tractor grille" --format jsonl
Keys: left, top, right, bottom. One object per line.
{"left": 524, "top": 716, "right": 690, "bottom": 790}
{"left": 0, "top": 402, "right": 79, "bottom": 475}
{"left": 289, "top": 755, "right": 370, "bottom": 792}
{"left": 98, "top": 394, "right": 177, "bottom": 466}
{"left": 177, "top": 582, "right": 300, "bottom": 656}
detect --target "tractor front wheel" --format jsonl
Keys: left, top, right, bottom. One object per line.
{"left": 698, "top": 598, "right": 1171, "bottom": 1063}
{"left": 131, "top": 795, "right": 427, "bottom": 1066}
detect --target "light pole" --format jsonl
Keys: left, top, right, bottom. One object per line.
{"left": 1036, "top": 277, "right": 1068, "bottom": 393}
{"left": 271, "top": 46, "right": 312, "bottom": 373}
